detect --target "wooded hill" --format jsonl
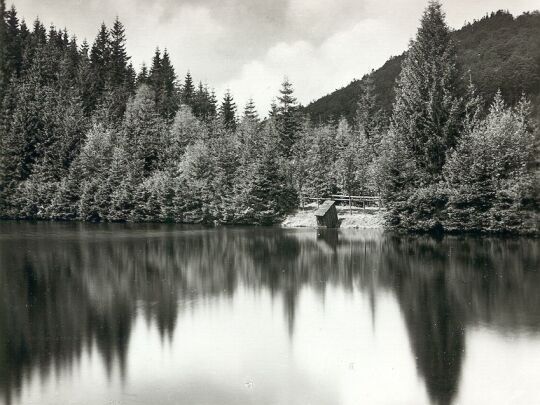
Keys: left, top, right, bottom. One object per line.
{"left": 305, "top": 10, "right": 540, "bottom": 124}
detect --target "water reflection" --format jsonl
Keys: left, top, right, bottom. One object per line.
{"left": 0, "top": 222, "right": 539, "bottom": 405}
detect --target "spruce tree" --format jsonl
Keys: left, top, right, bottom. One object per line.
{"left": 5, "top": 6, "right": 23, "bottom": 79}
{"left": 137, "top": 63, "right": 149, "bottom": 86}
{"left": 122, "top": 85, "right": 166, "bottom": 176}
{"left": 156, "top": 50, "right": 178, "bottom": 119}
{"left": 356, "top": 72, "right": 384, "bottom": 140}
{"left": 168, "top": 104, "right": 207, "bottom": 158}
{"left": 243, "top": 98, "right": 259, "bottom": 122}
{"left": 181, "top": 71, "right": 195, "bottom": 107}
{"left": 276, "top": 78, "right": 300, "bottom": 156}
{"left": 208, "top": 88, "right": 217, "bottom": 118}
{"left": 219, "top": 89, "right": 237, "bottom": 132}
{"left": 241, "top": 122, "right": 297, "bottom": 224}
{"left": 148, "top": 47, "right": 161, "bottom": 91}
{"left": 192, "top": 82, "right": 218, "bottom": 121}
{"left": 89, "top": 23, "right": 111, "bottom": 110}
{"left": 77, "top": 40, "right": 94, "bottom": 114}
{"left": 0, "top": 0, "right": 6, "bottom": 98}
{"left": 109, "top": 17, "right": 130, "bottom": 85}
{"left": 392, "top": 1, "right": 462, "bottom": 184}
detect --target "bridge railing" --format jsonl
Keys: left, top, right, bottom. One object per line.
{"left": 300, "top": 194, "right": 382, "bottom": 212}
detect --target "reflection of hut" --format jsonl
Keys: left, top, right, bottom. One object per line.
{"left": 314, "top": 200, "right": 339, "bottom": 228}
{"left": 317, "top": 228, "right": 339, "bottom": 251}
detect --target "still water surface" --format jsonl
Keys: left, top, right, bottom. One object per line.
{"left": 0, "top": 222, "right": 539, "bottom": 405}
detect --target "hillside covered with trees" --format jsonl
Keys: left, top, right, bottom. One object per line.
{"left": 0, "top": 1, "right": 538, "bottom": 234}
{"left": 305, "top": 10, "right": 540, "bottom": 124}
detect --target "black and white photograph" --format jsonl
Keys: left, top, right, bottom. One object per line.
{"left": 0, "top": 0, "right": 539, "bottom": 404}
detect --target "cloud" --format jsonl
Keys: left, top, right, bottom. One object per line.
{"left": 220, "top": 18, "right": 407, "bottom": 115}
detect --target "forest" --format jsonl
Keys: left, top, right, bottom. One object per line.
{"left": 0, "top": 1, "right": 538, "bottom": 234}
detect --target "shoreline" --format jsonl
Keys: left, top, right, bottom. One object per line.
{"left": 281, "top": 207, "right": 385, "bottom": 229}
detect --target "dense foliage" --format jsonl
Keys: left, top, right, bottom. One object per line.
{"left": 305, "top": 10, "right": 540, "bottom": 125}
{"left": 0, "top": 4, "right": 301, "bottom": 225}
{"left": 0, "top": 1, "right": 538, "bottom": 233}
{"left": 377, "top": 2, "right": 539, "bottom": 235}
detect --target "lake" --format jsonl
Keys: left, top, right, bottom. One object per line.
{"left": 0, "top": 222, "right": 539, "bottom": 405}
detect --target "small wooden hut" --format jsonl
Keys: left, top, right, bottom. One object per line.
{"left": 314, "top": 200, "right": 339, "bottom": 228}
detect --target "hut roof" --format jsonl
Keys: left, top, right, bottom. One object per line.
{"left": 314, "top": 200, "right": 336, "bottom": 217}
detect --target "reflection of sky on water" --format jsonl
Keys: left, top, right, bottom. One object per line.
{"left": 0, "top": 223, "right": 539, "bottom": 405}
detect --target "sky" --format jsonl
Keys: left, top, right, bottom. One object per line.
{"left": 10, "top": 0, "right": 540, "bottom": 114}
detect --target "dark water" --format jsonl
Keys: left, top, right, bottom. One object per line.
{"left": 0, "top": 222, "right": 539, "bottom": 405}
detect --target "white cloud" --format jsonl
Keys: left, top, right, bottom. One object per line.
{"left": 220, "top": 19, "right": 407, "bottom": 115}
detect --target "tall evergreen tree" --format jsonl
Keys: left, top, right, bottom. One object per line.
{"left": 392, "top": 1, "right": 462, "bottom": 184}
{"left": 219, "top": 89, "right": 237, "bottom": 132}
{"left": 0, "top": 0, "right": 6, "bottom": 98}
{"left": 239, "top": 122, "right": 297, "bottom": 224}
{"left": 243, "top": 98, "right": 259, "bottom": 122}
{"left": 121, "top": 85, "right": 166, "bottom": 176}
{"left": 148, "top": 48, "right": 161, "bottom": 89}
{"left": 137, "top": 63, "right": 149, "bottom": 86}
{"left": 276, "top": 78, "right": 300, "bottom": 156}
{"left": 4, "top": 6, "right": 23, "bottom": 79}
{"left": 356, "top": 72, "right": 385, "bottom": 139}
{"left": 109, "top": 17, "right": 129, "bottom": 85}
{"left": 156, "top": 49, "right": 178, "bottom": 119}
{"left": 181, "top": 71, "right": 195, "bottom": 107}
{"left": 89, "top": 23, "right": 111, "bottom": 110}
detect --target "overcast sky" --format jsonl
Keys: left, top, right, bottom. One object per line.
{"left": 11, "top": 0, "right": 539, "bottom": 113}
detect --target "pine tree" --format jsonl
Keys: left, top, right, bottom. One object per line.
{"left": 181, "top": 71, "right": 194, "bottom": 107}
{"left": 240, "top": 124, "right": 297, "bottom": 224}
{"left": 126, "top": 62, "right": 136, "bottom": 94}
{"left": 4, "top": 5, "right": 23, "bottom": 79}
{"left": 148, "top": 47, "right": 161, "bottom": 90}
{"left": 109, "top": 17, "right": 130, "bottom": 86}
{"left": 219, "top": 89, "right": 237, "bottom": 132}
{"left": 356, "top": 72, "right": 385, "bottom": 140}
{"left": 89, "top": 23, "right": 111, "bottom": 110}
{"left": 392, "top": 1, "right": 462, "bottom": 184}
{"left": 0, "top": 0, "right": 6, "bottom": 98}
{"left": 156, "top": 49, "right": 178, "bottom": 119}
{"left": 462, "top": 75, "right": 484, "bottom": 134}
{"left": 77, "top": 39, "right": 94, "bottom": 114}
{"left": 121, "top": 85, "right": 166, "bottom": 176}
{"left": 193, "top": 82, "right": 217, "bottom": 121}
{"left": 303, "top": 125, "right": 337, "bottom": 197}
{"left": 57, "top": 35, "right": 80, "bottom": 88}
{"left": 208, "top": 88, "right": 217, "bottom": 118}
{"left": 268, "top": 99, "right": 278, "bottom": 118}
{"left": 334, "top": 118, "right": 365, "bottom": 196}
{"left": 137, "top": 63, "right": 149, "bottom": 86}
{"left": 167, "top": 104, "right": 207, "bottom": 160}
{"left": 243, "top": 98, "right": 259, "bottom": 122}
{"left": 77, "top": 124, "right": 114, "bottom": 221}
{"left": 31, "top": 18, "right": 46, "bottom": 45}
{"left": 276, "top": 78, "right": 300, "bottom": 156}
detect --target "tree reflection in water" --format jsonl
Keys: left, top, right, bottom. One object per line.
{"left": 0, "top": 222, "right": 538, "bottom": 405}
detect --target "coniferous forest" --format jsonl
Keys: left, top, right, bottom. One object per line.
{"left": 0, "top": 1, "right": 538, "bottom": 233}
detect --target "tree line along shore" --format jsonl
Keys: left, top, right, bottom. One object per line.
{"left": 0, "top": 1, "right": 538, "bottom": 234}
